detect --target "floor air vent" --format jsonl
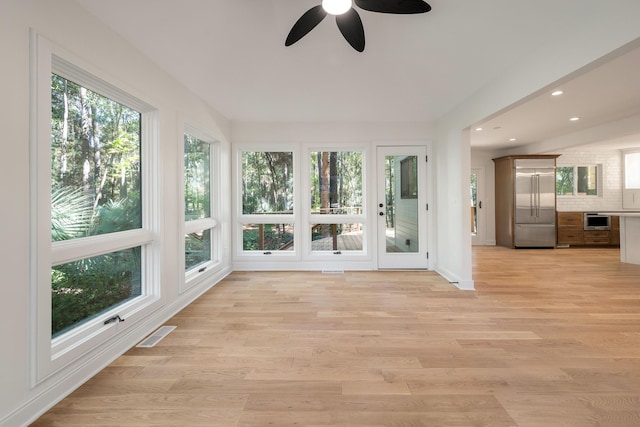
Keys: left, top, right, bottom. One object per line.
{"left": 136, "top": 325, "right": 176, "bottom": 348}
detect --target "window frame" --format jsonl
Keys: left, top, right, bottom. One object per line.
{"left": 31, "top": 34, "right": 162, "bottom": 384}
{"left": 235, "top": 145, "right": 298, "bottom": 258}
{"left": 305, "top": 147, "right": 368, "bottom": 258}
{"left": 556, "top": 164, "right": 602, "bottom": 197}
{"left": 181, "top": 126, "right": 221, "bottom": 290}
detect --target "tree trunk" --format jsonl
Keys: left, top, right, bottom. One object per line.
{"left": 91, "top": 105, "right": 101, "bottom": 191}
{"left": 321, "top": 152, "right": 330, "bottom": 214}
{"left": 60, "top": 80, "right": 69, "bottom": 183}
{"left": 80, "top": 87, "right": 92, "bottom": 195}
{"left": 329, "top": 151, "right": 337, "bottom": 209}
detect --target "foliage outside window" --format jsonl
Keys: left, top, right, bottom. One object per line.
{"left": 242, "top": 224, "right": 294, "bottom": 251}
{"left": 184, "top": 132, "right": 217, "bottom": 273}
{"left": 52, "top": 248, "right": 141, "bottom": 337}
{"left": 242, "top": 151, "right": 293, "bottom": 214}
{"left": 310, "top": 151, "right": 363, "bottom": 214}
{"left": 184, "top": 135, "right": 210, "bottom": 221}
{"left": 50, "top": 73, "right": 143, "bottom": 337}
{"left": 556, "top": 165, "right": 599, "bottom": 196}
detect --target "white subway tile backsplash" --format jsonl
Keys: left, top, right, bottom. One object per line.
{"left": 554, "top": 150, "right": 622, "bottom": 212}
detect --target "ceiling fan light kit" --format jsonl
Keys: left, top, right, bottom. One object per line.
{"left": 285, "top": 0, "right": 432, "bottom": 52}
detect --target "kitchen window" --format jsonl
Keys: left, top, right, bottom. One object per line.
{"left": 556, "top": 165, "right": 600, "bottom": 196}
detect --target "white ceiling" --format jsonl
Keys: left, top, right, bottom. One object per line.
{"left": 471, "top": 41, "right": 640, "bottom": 151}
{"left": 73, "top": 0, "right": 640, "bottom": 150}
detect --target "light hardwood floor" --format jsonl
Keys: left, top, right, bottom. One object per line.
{"left": 33, "top": 247, "right": 640, "bottom": 426}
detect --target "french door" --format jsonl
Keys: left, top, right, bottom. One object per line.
{"left": 376, "top": 146, "right": 428, "bottom": 269}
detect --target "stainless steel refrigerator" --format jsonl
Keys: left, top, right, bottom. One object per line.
{"left": 514, "top": 158, "right": 556, "bottom": 247}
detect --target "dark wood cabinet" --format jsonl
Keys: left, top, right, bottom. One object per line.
{"left": 556, "top": 212, "right": 620, "bottom": 247}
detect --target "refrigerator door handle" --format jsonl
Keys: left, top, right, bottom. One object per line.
{"left": 536, "top": 174, "right": 541, "bottom": 217}
{"left": 530, "top": 175, "right": 535, "bottom": 216}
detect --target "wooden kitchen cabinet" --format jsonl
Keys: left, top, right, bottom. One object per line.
{"left": 556, "top": 212, "right": 620, "bottom": 247}
{"left": 610, "top": 215, "right": 620, "bottom": 245}
{"left": 557, "top": 212, "right": 584, "bottom": 245}
{"left": 584, "top": 230, "right": 610, "bottom": 244}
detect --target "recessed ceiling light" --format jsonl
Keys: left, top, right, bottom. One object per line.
{"left": 570, "top": 117, "right": 580, "bottom": 121}
{"left": 475, "top": 127, "right": 483, "bottom": 131}
{"left": 509, "top": 138, "right": 517, "bottom": 142}
{"left": 552, "top": 90, "right": 564, "bottom": 96}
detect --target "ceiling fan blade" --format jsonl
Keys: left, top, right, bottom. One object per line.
{"left": 336, "top": 8, "right": 365, "bottom": 52}
{"left": 285, "top": 5, "right": 327, "bottom": 46}
{"left": 354, "top": 0, "right": 431, "bottom": 14}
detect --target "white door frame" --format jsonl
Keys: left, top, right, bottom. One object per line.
{"left": 471, "top": 167, "right": 486, "bottom": 245}
{"left": 376, "top": 146, "right": 429, "bottom": 269}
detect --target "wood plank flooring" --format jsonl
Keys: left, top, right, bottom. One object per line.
{"left": 33, "top": 246, "right": 640, "bottom": 426}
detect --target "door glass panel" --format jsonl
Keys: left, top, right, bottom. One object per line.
{"left": 310, "top": 151, "right": 363, "bottom": 214}
{"left": 310, "top": 223, "right": 363, "bottom": 252}
{"left": 384, "top": 155, "right": 418, "bottom": 253}
{"left": 470, "top": 172, "right": 477, "bottom": 235}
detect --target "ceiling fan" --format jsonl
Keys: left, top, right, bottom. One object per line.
{"left": 285, "top": 0, "right": 432, "bottom": 52}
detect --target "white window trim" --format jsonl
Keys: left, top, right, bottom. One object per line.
{"left": 233, "top": 143, "right": 370, "bottom": 263}
{"left": 303, "top": 145, "right": 369, "bottom": 259}
{"left": 181, "top": 126, "right": 221, "bottom": 292}
{"left": 556, "top": 164, "right": 603, "bottom": 197}
{"left": 234, "top": 145, "right": 299, "bottom": 258}
{"left": 30, "top": 33, "right": 162, "bottom": 384}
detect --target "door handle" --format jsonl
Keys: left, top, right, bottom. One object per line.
{"left": 479, "top": 201, "right": 482, "bottom": 209}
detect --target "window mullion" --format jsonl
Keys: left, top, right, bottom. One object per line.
{"left": 51, "top": 227, "right": 153, "bottom": 266}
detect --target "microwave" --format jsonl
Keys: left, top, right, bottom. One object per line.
{"left": 584, "top": 213, "right": 611, "bottom": 230}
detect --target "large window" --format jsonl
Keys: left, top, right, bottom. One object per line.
{"left": 50, "top": 73, "right": 143, "bottom": 336}
{"left": 240, "top": 151, "right": 294, "bottom": 253}
{"left": 33, "top": 44, "right": 159, "bottom": 381}
{"left": 184, "top": 131, "right": 219, "bottom": 281}
{"left": 235, "top": 146, "right": 367, "bottom": 260}
{"left": 309, "top": 151, "right": 364, "bottom": 253}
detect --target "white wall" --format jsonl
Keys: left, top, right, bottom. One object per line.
{"left": 0, "top": 1, "right": 232, "bottom": 425}
{"left": 434, "top": 3, "right": 640, "bottom": 289}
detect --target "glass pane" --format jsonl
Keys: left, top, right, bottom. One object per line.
{"left": 556, "top": 166, "right": 574, "bottom": 195}
{"left": 185, "top": 229, "right": 212, "bottom": 271}
{"left": 310, "top": 151, "right": 363, "bottom": 214}
{"left": 385, "top": 155, "right": 418, "bottom": 253}
{"left": 311, "top": 224, "right": 363, "bottom": 252}
{"left": 625, "top": 153, "right": 640, "bottom": 189}
{"left": 184, "top": 134, "right": 210, "bottom": 221}
{"left": 51, "top": 247, "right": 142, "bottom": 337}
{"left": 242, "top": 224, "right": 294, "bottom": 251}
{"left": 50, "top": 74, "right": 142, "bottom": 242}
{"left": 577, "top": 166, "right": 597, "bottom": 195}
{"left": 242, "top": 152, "right": 293, "bottom": 214}
{"left": 470, "top": 173, "right": 477, "bottom": 235}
